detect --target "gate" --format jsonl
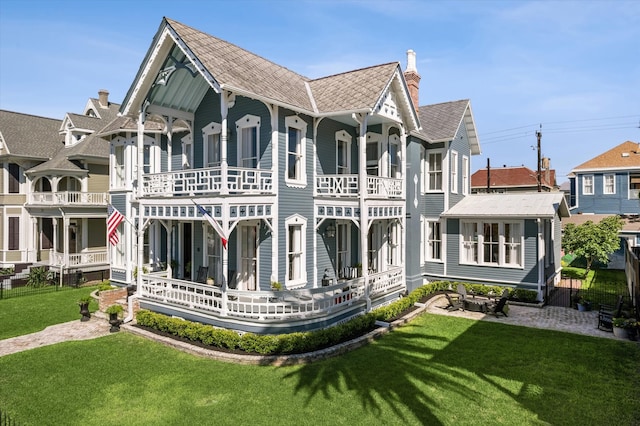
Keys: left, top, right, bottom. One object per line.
{"left": 547, "top": 276, "right": 580, "bottom": 307}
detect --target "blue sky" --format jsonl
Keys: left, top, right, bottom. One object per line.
{"left": 1, "top": 0, "right": 638, "bottom": 183}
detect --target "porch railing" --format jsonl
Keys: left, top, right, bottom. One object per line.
{"left": 315, "top": 174, "right": 403, "bottom": 198}
{"left": 139, "top": 266, "right": 404, "bottom": 322}
{"left": 141, "top": 166, "right": 273, "bottom": 196}
{"left": 49, "top": 250, "right": 109, "bottom": 267}
{"left": 28, "top": 191, "right": 108, "bottom": 206}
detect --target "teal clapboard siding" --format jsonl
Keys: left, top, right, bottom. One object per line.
{"left": 193, "top": 88, "right": 222, "bottom": 169}
{"left": 448, "top": 123, "right": 471, "bottom": 209}
{"left": 277, "top": 107, "right": 314, "bottom": 286}
{"left": 405, "top": 134, "right": 425, "bottom": 292}
{"left": 443, "top": 218, "right": 540, "bottom": 287}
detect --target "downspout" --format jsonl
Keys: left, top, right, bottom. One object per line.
{"left": 57, "top": 208, "right": 65, "bottom": 287}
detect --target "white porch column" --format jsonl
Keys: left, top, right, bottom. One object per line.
{"left": 356, "top": 114, "right": 371, "bottom": 310}
{"left": 62, "top": 216, "right": 69, "bottom": 267}
{"left": 220, "top": 92, "right": 232, "bottom": 196}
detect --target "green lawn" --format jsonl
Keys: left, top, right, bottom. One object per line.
{"left": 0, "top": 286, "right": 98, "bottom": 339}
{"left": 1, "top": 313, "right": 638, "bottom": 425}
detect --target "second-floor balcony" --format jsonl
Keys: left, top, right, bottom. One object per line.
{"left": 141, "top": 166, "right": 274, "bottom": 197}
{"left": 28, "top": 191, "right": 108, "bottom": 206}
{"left": 316, "top": 174, "right": 403, "bottom": 198}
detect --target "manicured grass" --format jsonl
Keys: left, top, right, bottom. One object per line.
{"left": 563, "top": 267, "right": 627, "bottom": 294}
{"left": 0, "top": 286, "right": 98, "bottom": 339}
{"left": 1, "top": 314, "right": 638, "bottom": 425}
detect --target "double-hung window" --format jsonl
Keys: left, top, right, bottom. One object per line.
{"left": 285, "top": 116, "right": 307, "bottom": 186}
{"left": 483, "top": 223, "right": 499, "bottom": 264}
{"left": 462, "top": 156, "right": 469, "bottom": 195}
{"left": 425, "top": 220, "right": 442, "bottom": 261}
{"left": 451, "top": 150, "right": 459, "bottom": 193}
{"left": 286, "top": 215, "right": 306, "bottom": 287}
{"left": 504, "top": 223, "right": 522, "bottom": 265}
{"left": 236, "top": 114, "right": 260, "bottom": 169}
{"left": 8, "top": 163, "right": 20, "bottom": 193}
{"left": 202, "top": 122, "right": 222, "bottom": 167}
{"left": 583, "top": 175, "right": 594, "bottom": 195}
{"left": 426, "top": 152, "right": 442, "bottom": 191}
{"left": 603, "top": 174, "right": 615, "bottom": 194}
{"left": 462, "top": 222, "right": 478, "bottom": 264}
{"left": 8, "top": 217, "right": 19, "bottom": 250}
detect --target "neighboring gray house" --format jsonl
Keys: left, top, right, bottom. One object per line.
{"left": 0, "top": 93, "right": 116, "bottom": 280}
{"left": 105, "top": 17, "right": 566, "bottom": 334}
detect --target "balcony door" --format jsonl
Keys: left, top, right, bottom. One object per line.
{"left": 238, "top": 224, "right": 257, "bottom": 291}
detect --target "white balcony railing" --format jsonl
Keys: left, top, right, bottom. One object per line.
{"left": 315, "top": 174, "right": 403, "bottom": 198}
{"left": 366, "top": 176, "right": 403, "bottom": 198}
{"left": 141, "top": 166, "right": 273, "bottom": 196}
{"left": 316, "top": 175, "right": 359, "bottom": 196}
{"left": 50, "top": 250, "right": 109, "bottom": 267}
{"left": 28, "top": 192, "right": 108, "bottom": 206}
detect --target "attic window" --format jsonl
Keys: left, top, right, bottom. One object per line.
{"left": 86, "top": 109, "right": 97, "bottom": 118}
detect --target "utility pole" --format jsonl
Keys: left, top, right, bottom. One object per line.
{"left": 486, "top": 158, "right": 491, "bottom": 192}
{"left": 536, "top": 127, "right": 542, "bottom": 192}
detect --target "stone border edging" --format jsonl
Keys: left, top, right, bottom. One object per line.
{"left": 120, "top": 301, "right": 434, "bottom": 366}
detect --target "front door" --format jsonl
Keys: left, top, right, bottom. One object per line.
{"left": 238, "top": 225, "right": 257, "bottom": 290}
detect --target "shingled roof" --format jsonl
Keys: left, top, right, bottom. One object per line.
{"left": 166, "top": 18, "right": 314, "bottom": 112}
{"left": 572, "top": 141, "right": 640, "bottom": 172}
{"left": 309, "top": 63, "right": 400, "bottom": 113}
{"left": 0, "top": 110, "right": 62, "bottom": 159}
{"left": 418, "top": 100, "right": 469, "bottom": 141}
{"left": 471, "top": 166, "right": 556, "bottom": 189}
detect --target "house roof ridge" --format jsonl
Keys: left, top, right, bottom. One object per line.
{"left": 309, "top": 61, "right": 400, "bottom": 82}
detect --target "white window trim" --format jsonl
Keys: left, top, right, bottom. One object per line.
{"left": 285, "top": 115, "right": 307, "bottom": 187}
{"left": 388, "top": 134, "right": 401, "bottom": 178}
{"left": 285, "top": 214, "right": 307, "bottom": 289}
{"left": 110, "top": 136, "right": 127, "bottom": 190}
{"left": 424, "top": 150, "right": 444, "bottom": 192}
{"left": 366, "top": 132, "right": 382, "bottom": 177}
{"left": 603, "top": 173, "right": 616, "bottom": 195}
{"left": 202, "top": 121, "right": 222, "bottom": 168}
{"left": 582, "top": 175, "right": 594, "bottom": 195}
{"left": 235, "top": 114, "right": 261, "bottom": 168}
{"left": 462, "top": 155, "right": 469, "bottom": 195}
{"left": 335, "top": 130, "right": 352, "bottom": 174}
{"left": 459, "top": 220, "right": 524, "bottom": 268}
{"left": 423, "top": 217, "right": 443, "bottom": 263}
{"left": 181, "top": 134, "right": 193, "bottom": 170}
{"left": 451, "top": 150, "right": 459, "bottom": 194}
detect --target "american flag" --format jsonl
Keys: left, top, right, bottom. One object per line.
{"left": 107, "top": 205, "right": 125, "bottom": 246}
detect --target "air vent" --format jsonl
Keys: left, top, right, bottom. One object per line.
{"left": 622, "top": 152, "right": 630, "bottom": 157}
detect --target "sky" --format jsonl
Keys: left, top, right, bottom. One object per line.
{"left": 1, "top": 0, "right": 638, "bottom": 183}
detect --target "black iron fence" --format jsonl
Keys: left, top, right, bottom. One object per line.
{"left": 550, "top": 276, "right": 632, "bottom": 310}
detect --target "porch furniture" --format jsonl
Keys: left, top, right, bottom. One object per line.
{"left": 488, "top": 296, "right": 508, "bottom": 317}
{"left": 456, "top": 284, "right": 468, "bottom": 301}
{"left": 196, "top": 266, "right": 208, "bottom": 284}
{"left": 597, "top": 295, "right": 624, "bottom": 331}
{"left": 464, "top": 299, "right": 488, "bottom": 313}
{"left": 444, "top": 293, "right": 464, "bottom": 311}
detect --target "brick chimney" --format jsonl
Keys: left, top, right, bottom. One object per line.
{"left": 98, "top": 89, "right": 109, "bottom": 108}
{"left": 404, "top": 50, "right": 421, "bottom": 110}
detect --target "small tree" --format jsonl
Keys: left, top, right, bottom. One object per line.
{"left": 562, "top": 215, "right": 623, "bottom": 272}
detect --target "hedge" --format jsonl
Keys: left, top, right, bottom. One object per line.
{"left": 135, "top": 280, "right": 536, "bottom": 355}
